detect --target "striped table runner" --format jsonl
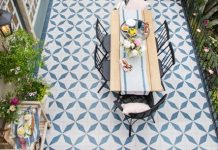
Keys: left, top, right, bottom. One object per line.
{"left": 119, "top": 9, "right": 151, "bottom": 95}
{"left": 14, "top": 108, "right": 40, "bottom": 149}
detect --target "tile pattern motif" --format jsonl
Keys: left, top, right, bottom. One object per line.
{"left": 39, "top": 0, "right": 218, "bottom": 149}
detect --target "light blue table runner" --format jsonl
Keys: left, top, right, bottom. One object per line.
{"left": 119, "top": 9, "right": 151, "bottom": 95}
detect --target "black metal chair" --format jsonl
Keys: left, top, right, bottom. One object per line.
{"left": 94, "top": 44, "right": 110, "bottom": 93}
{"left": 149, "top": 94, "right": 167, "bottom": 123}
{"left": 155, "top": 20, "right": 170, "bottom": 52}
{"left": 158, "top": 42, "right": 175, "bottom": 78}
{"left": 95, "top": 18, "right": 111, "bottom": 55}
{"left": 114, "top": 94, "right": 167, "bottom": 137}
{"left": 114, "top": 93, "right": 154, "bottom": 111}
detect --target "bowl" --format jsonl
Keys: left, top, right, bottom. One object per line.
{"left": 121, "top": 25, "right": 129, "bottom": 32}
{"left": 126, "top": 19, "right": 136, "bottom": 27}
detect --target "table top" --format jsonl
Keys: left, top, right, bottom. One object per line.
{"left": 110, "top": 9, "right": 163, "bottom": 93}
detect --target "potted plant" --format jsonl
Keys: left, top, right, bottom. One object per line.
{"left": 0, "top": 29, "right": 43, "bottom": 84}
{"left": 16, "top": 78, "right": 49, "bottom": 102}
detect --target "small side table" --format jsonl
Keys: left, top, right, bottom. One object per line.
{"left": 3, "top": 101, "right": 51, "bottom": 150}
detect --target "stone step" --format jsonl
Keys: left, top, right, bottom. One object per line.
{"left": 0, "top": 143, "right": 13, "bottom": 149}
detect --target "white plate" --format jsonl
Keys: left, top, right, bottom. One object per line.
{"left": 126, "top": 19, "right": 136, "bottom": 27}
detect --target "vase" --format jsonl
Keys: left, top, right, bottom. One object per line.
{"left": 41, "top": 94, "right": 48, "bottom": 110}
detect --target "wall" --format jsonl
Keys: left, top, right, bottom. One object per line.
{"left": 0, "top": 49, "right": 14, "bottom": 97}
{"left": 33, "top": 0, "right": 49, "bottom": 39}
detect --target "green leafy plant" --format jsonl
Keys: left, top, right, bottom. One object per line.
{"left": 0, "top": 29, "right": 43, "bottom": 83}
{"left": 192, "top": 0, "right": 218, "bottom": 32}
{"left": 16, "top": 78, "right": 49, "bottom": 101}
{"left": 0, "top": 93, "right": 20, "bottom": 123}
{"left": 186, "top": 0, "right": 218, "bottom": 116}
{"left": 210, "top": 89, "right": 218, "bottom": 113}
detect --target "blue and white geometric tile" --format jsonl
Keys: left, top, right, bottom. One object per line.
{"left": 38, "top": 0, "right": 218, "bottom": 149}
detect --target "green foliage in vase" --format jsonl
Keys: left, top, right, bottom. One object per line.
{"left": 0, "top": 29, "right": 43, "bottom": 83}
{"left": 0, "top": 93, "right": 20, "bottom": 123}
{"left": 122, "top": 38, "right": 142, "bottom": 57}
{"left": 16, "top": 78, "right": 49, "bottom": 101}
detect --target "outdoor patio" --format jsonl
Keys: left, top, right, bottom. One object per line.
{"left": 38, "top": 0, "right": 218, "bottom": 149}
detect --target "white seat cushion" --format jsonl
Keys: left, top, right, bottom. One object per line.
{"left": 115, "top": 1, "right": 126, "bottom": 10}
{"left": 121, "top": 103, "right": 150, "bottom": 115}
{"left": 126, "top": 0, "right": 150, "bottom": 10}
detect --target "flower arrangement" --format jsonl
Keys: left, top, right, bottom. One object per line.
{"left": 16, "top": 78, "right": 49, "bottom": 101}
{"left": 0, "top": 93, "right": 20, "bottom": 123}
{"left": 17, "top": 113, "right": 34, "bottom": 138}
{"left": 122, "top": 38, "right": 142, "bottom": 57}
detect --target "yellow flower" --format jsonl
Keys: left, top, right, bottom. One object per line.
{"left": 17, "top": 127, "right": 25, "bottom": 136}
{"left": 24, "top": 114, "right": 32, "bottom": 121}
{"left": 25, "top": 129, "right": 32, "bottom": 136}
{"left": 9, "top": 105, "right": 16, "bottom": 112}
{"left": 24, "top": 124, "right": 30, "bottom": 130}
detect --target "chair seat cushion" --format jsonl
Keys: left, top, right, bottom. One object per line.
{"left": 121, "top": 103, "right": 150, "bottom": 115}
{"left": 102, "top": 35, "right": 111, "bottom": 52}
{"left": 158, "top": 59, "right": 163, "bottom": 77}
{"left": 126, "top": 0, "right": 150, "bottom": 10}
{"left": 102, "top": 59, "right": 110, "bottom": 80}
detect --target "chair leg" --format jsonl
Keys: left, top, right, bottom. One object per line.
{"left": 97, "top": 80, "right": 107, "bottom": 93}
{"left": 161, "top": 80, "right": 165, "bottom": 91}
{"left": 128, "top": 118, "right": 132, "bottom": 137}
{"left": 114, "top": 107, "right": 118, "bottom": 112}
{"left": 106, "top": 52, "right": 110, "bottom": 60}
{"left": 151, "top": 114, "right": 155, "bottom": 123}
{"left": 129, "top": 125, "right": 132, "bottom": 137}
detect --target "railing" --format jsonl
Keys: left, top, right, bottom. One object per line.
{"left": 181, "top": 0, "right": 218, "bottom": 138}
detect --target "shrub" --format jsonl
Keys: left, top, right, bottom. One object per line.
{"left": 0, "top": 30, "right": 43, "bottom": 83}
{"left": 16, "top": 78, "right": 49, "bottom": 101}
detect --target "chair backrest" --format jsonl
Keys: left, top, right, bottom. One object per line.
{"left": 155, "top": 20, "right": 170, "bottom": 52}
{"left": 129, "top": 108, "right": 152, "bottom": 119}
{"left": 94, "top": 44, "right": 107, "bottom": 77}
{"left": 158, "top": 42, "right": 175, "bottom": 77}
{"left": 115, "top": 94, "right": 155, "bottom": 119}
{"left": 126, "top": 0, "right": 149, "bottom": 10}
{"left": 150, "top": 94, "right": 167, "bottom": 114}
{"left": 124, "top": 0, "right": 129, "bottom": 5}
{"left": 95, "top": 18, "right": 108, "bottom": 43}
{"left": 114, "top": 1, "right": 126, "bottom": 10}
{"left": 126, "top": 95, "right": 153, "bottom": 119}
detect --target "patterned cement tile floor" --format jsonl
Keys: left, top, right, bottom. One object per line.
{"left": 38, "top": 0, "right": 218, "bottom": 149}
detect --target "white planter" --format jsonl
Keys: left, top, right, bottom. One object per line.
{"left": 41, "top": 94, "right": 48, "bottom": 110}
